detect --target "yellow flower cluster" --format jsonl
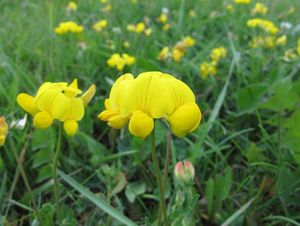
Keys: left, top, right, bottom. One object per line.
{"left": 98, "top": 72, "right": 202, "bottom": 138}
{"left": 127, "top": 22, "right": 152, "bottom": 36}
{"left": 17, "top": 80, "right": 95, "bottom": 136}
{"left": 93, "top": 20, "right": 108, "bottom": 32}
{"left": 158, "top": 36, "right": 196, "bottom": 62}
{"left": 250, "top": 35, "right": 287, "bottom": 49}
{"left": 251, "top": 2, "right": 268, "bottom": 15}
{"left": 67, "top": 1, "right": 77, "bottom": 11}
{"left": 247, "top": 18, "right": 278, "bottom": 35}
{"left": 200, "top": 47, "right": 227, "bottom": 79}
{"left": 233, "top": 0, "right": 251, "bottom": 4}
{"left": 54, "top": 21, "right": 84, "bottom": 35}
{"left": 157, "top": 12, "right": 171, "bottom": 31}
{"left": 107, "top": 53, "right": 136, "bottom": 71}
{"left": 0, "top": 117, "right": 8, "bottom": 147}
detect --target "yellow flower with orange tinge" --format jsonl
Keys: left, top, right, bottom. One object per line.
{"left": 252, "top": 3, "right": 268, "bottom": 15}
{"left": 0, "top": 117, "right": 8, "bottom": 147}
{"left": 107, "top": 53, "right": 135, "bottom": 71}
{"left": 67, "top": 1, "right": 77, "bottom": 11}
{"left": 93, "top": 20, "right": 108, "bottom": 32}
{"left": 17, "top": 80, "right": 95, "bottom": 136}
{"left": 98, "top": 72, "right": 202, "bottom": 138}
{"left": 54, "top": 21, "right": 84, "bottom": 35}
{"left": 233, "top": 0, "right": 251, "bottom": 4}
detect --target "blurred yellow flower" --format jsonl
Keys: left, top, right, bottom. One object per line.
{"left": 157, "top": 13, "right": 168, "bottom": 24}
{"left": 252, "top": 3, "right": 268, "bottom": 15}
{"left": 183, "top": 36, "right": 196, "bottom": 47}
{"left": 210, "top": 47, "right": 227, "bottom": 63}
{"left": 107, "top": 53, "right": 135, "bottom": 71}
{"left": 102, "top": 4, "right": 112, "bottom": 12}
{"left": 136, "top": 22, "right": 145, "bottom": 33}
{"left": 157, "top": 47, "right": 170, "bottom": 61}
{"left": 67, "top": 1, "right": 77, "bottom": 11}
{"left": 99, "top": 72, "right": 201, "bottom": 138}
{"left": 172, "top": 48, "right": 184, "bottom": 62}
{"left": 17, "top": 80, "right": 95, "bottom": 136}
{"left": 162, "top": 23, "right": 171, "bottom": 31}
{"left": 101, "top": 0, "right": 108, "bottom": 3}
{"left": 123, "top": 41, "right": 130, "bottom": 49}
{"left": 233, "top": 0, "right": 251, "bottom": 4}
{"left": 93, "top": 19, "right": 108, "bottom": 32}
{"left": 247, "top": 18, "right": 278, "bottom": 34}
{"left": 297, "top": 39, "right": 300, "bottom": 55}
{"left": 200, "top": 62, "right": 217, "bottom": 79}
{"left": 226, "top": 4, "right": 234, "bottom": 13}
{"left": 0, "top": 117, "right": 8, "bottom": 147}
{"left": 275, "top": 35, "right": 287, "bottom": 46}
{"left": 54, "top": 21, "right": 84, "bottom": 35}
{"left": 250, "top": 36, "right": 275, "bottom": 48}
{"left": 144, "top": 28, "right": 152, "bottom": 37}
{"left": 189, "top": 10, "right": 196, "bottom": 17}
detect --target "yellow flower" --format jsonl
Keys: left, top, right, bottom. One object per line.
{"left": 162, "top": 23, "right": 171, "bottom": 31}
{"left": 101, "top": 0, "right": 108, "bottom": 3}
{"left": 189, "top": 10, "right": 196, "bottom": 17}
{"left": 250, "top": 36, "right": 275, "bottom": 48}
{"left": 93, "top": 20, "right": 108, "bottom": 32}
{"left": 247, "top": 18, "right": 278, "bottom": 35}
{"left": 210, "top": 47, "right": 227, "bottom": 63}
{"left": 233, "top": 0, "right": 251, "bottom": 4}
{"left": 157, "top": 47, "right": 170, "bottom": 61}
{"left": 172, "top": 48, "right": 185, "bottom": 62}
{"left": 98, "top": 74, "right": 134, "bottom": 129}
{"left": 226, "top": 4, "right": 234, "bottom": 13}
{"left": 135, "top": 22, "right": 145, "bottom": 33}
{"left": 17, "top": 80, "right": 95, "bottom": 136}
{"left": 67, "top": 1, "right": 77, "bottom": 11}
{"left": 144, "top": 28, "right": 152, "bottom": 37}
{"left": 275, "top": 35, "right": 287, "bottom": 46}
{"left": 0, "top": 117, "right": 8, "bottom": 147}
{"left": 98, "top": 72, "right": 202, "bottom": 138}
{"left": 157, "top": 13, "right": 168, "bottom": 24}
{"left": 283, "top": 49, "right": 297, "bottom": 62}
{"left": 107, "top": 53, "right": 135, "bottom": 71}
{"left": 102, "top": 4, "right": 112, "bottom": 12}
{"left": 297, "top": 39, "right": 300, "bottom": 55}
{"left": 200, "top": 62, "right": 217, "bottom": 79}
{"left": 123, "top": 41, "right": 130, "bottom": 49}
{"left": 183, "top": 36, "right": 196, "bottom": 48}
{"left": 54, "top": 21, "right": 84, "bottom": 35}
{"left": 252, "top": 3, "right": 268, "bottom": 15}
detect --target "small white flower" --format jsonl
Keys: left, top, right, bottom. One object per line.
{"left": 280, "top": 21, "right": 293, "bottom": 30}
{"left": 10, "top": 114, "right": 27, "bottom": 130}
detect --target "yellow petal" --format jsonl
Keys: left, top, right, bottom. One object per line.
{"left": 81, "top": 84, "right": 96, "bottom": 106}
{"left": 33, "top": 111, "right": 54, "bottom": 128}
{"left": 34, "top": 88, "right": 61, "bottom": 112}
{"left": 64, "top": 120, "right": 78, "bottom": 136}
{"left": 17, "top": 93, "right": 39, "bottom": 115}
{"left": 167, "top": 103, "right": 202, "bottom": 137}
{"left": 107, "top": 115, "right": 129, "bottom": 129}
{"left": 128, "top": 111, "right": 154, "bottom": 138}
{"left": 51, "top": 93, "right": 68, "bottom": 119}
{"left": 0, "top": 117, "right": 8, "bottom": 146}
{"left": 59, "top": 97, "right": 84, "bottom": 121}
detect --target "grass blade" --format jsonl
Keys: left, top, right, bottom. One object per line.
{"left": 58, "top": 170, "right": 137, "bottom": 226}
{"left": 221, "top": 198, "right": 255, "bottom": 226}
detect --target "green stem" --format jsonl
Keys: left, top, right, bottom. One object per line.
{"left": 53, "top": 124, "right": 62, "bottom": 219}
{"left": 9, "top": 137, "right": 42, "bottom": 223}
{"left": 151, "top": 129, "right": 168, "bottom": 226}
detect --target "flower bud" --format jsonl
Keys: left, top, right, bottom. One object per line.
{"left": 174, "top": 160, "right": 195, "bottom": 186}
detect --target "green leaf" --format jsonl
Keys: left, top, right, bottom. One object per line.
{"left": 235, "top": 84, "right": 267, "bottom": 114}
{"left": 125, "top": 181, "right": 146, "bottom": 203}
{"left": 58, "top": 170, "right": 137, "bottom": 226}
{"left": 36, "top": 165, "right": 52, "bottom": 183}
{"left": 245, "top": 143, "right": 265, "bottom": 163}
{"left": 205, "top": 178, "right": 214, "bottom": 215}
{"left": 222, "top": 167, "right": 233, "bottom": 199}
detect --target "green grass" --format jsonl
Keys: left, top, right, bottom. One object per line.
{"left": 1, "top": 0, "right": 300, "bottom": 225}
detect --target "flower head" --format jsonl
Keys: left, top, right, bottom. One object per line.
{"left": 174, "top": 160, "right": 195, "bottom": 186}
{"left": 67, "top": 1, "right": 77, "bottom": 11}
{"left": 93, "top": 20, "right": 108, "bottom": 32}
{"left": 0, "top": 117, "right": 8, "bottom": 147}
{"left": 107, "top": 53, "right": 135, "bottom": 71}
{"left": 98, "top": 72, "right": 202, "bottom": 138}
{"left": 17, "top": 80, "right": 95, "bottom": 136}
{"left": 252, "top": 2, "right": 268, "bottom": 15}
{"left": 54, "top": 21, "right": 84, "bottom": 35}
